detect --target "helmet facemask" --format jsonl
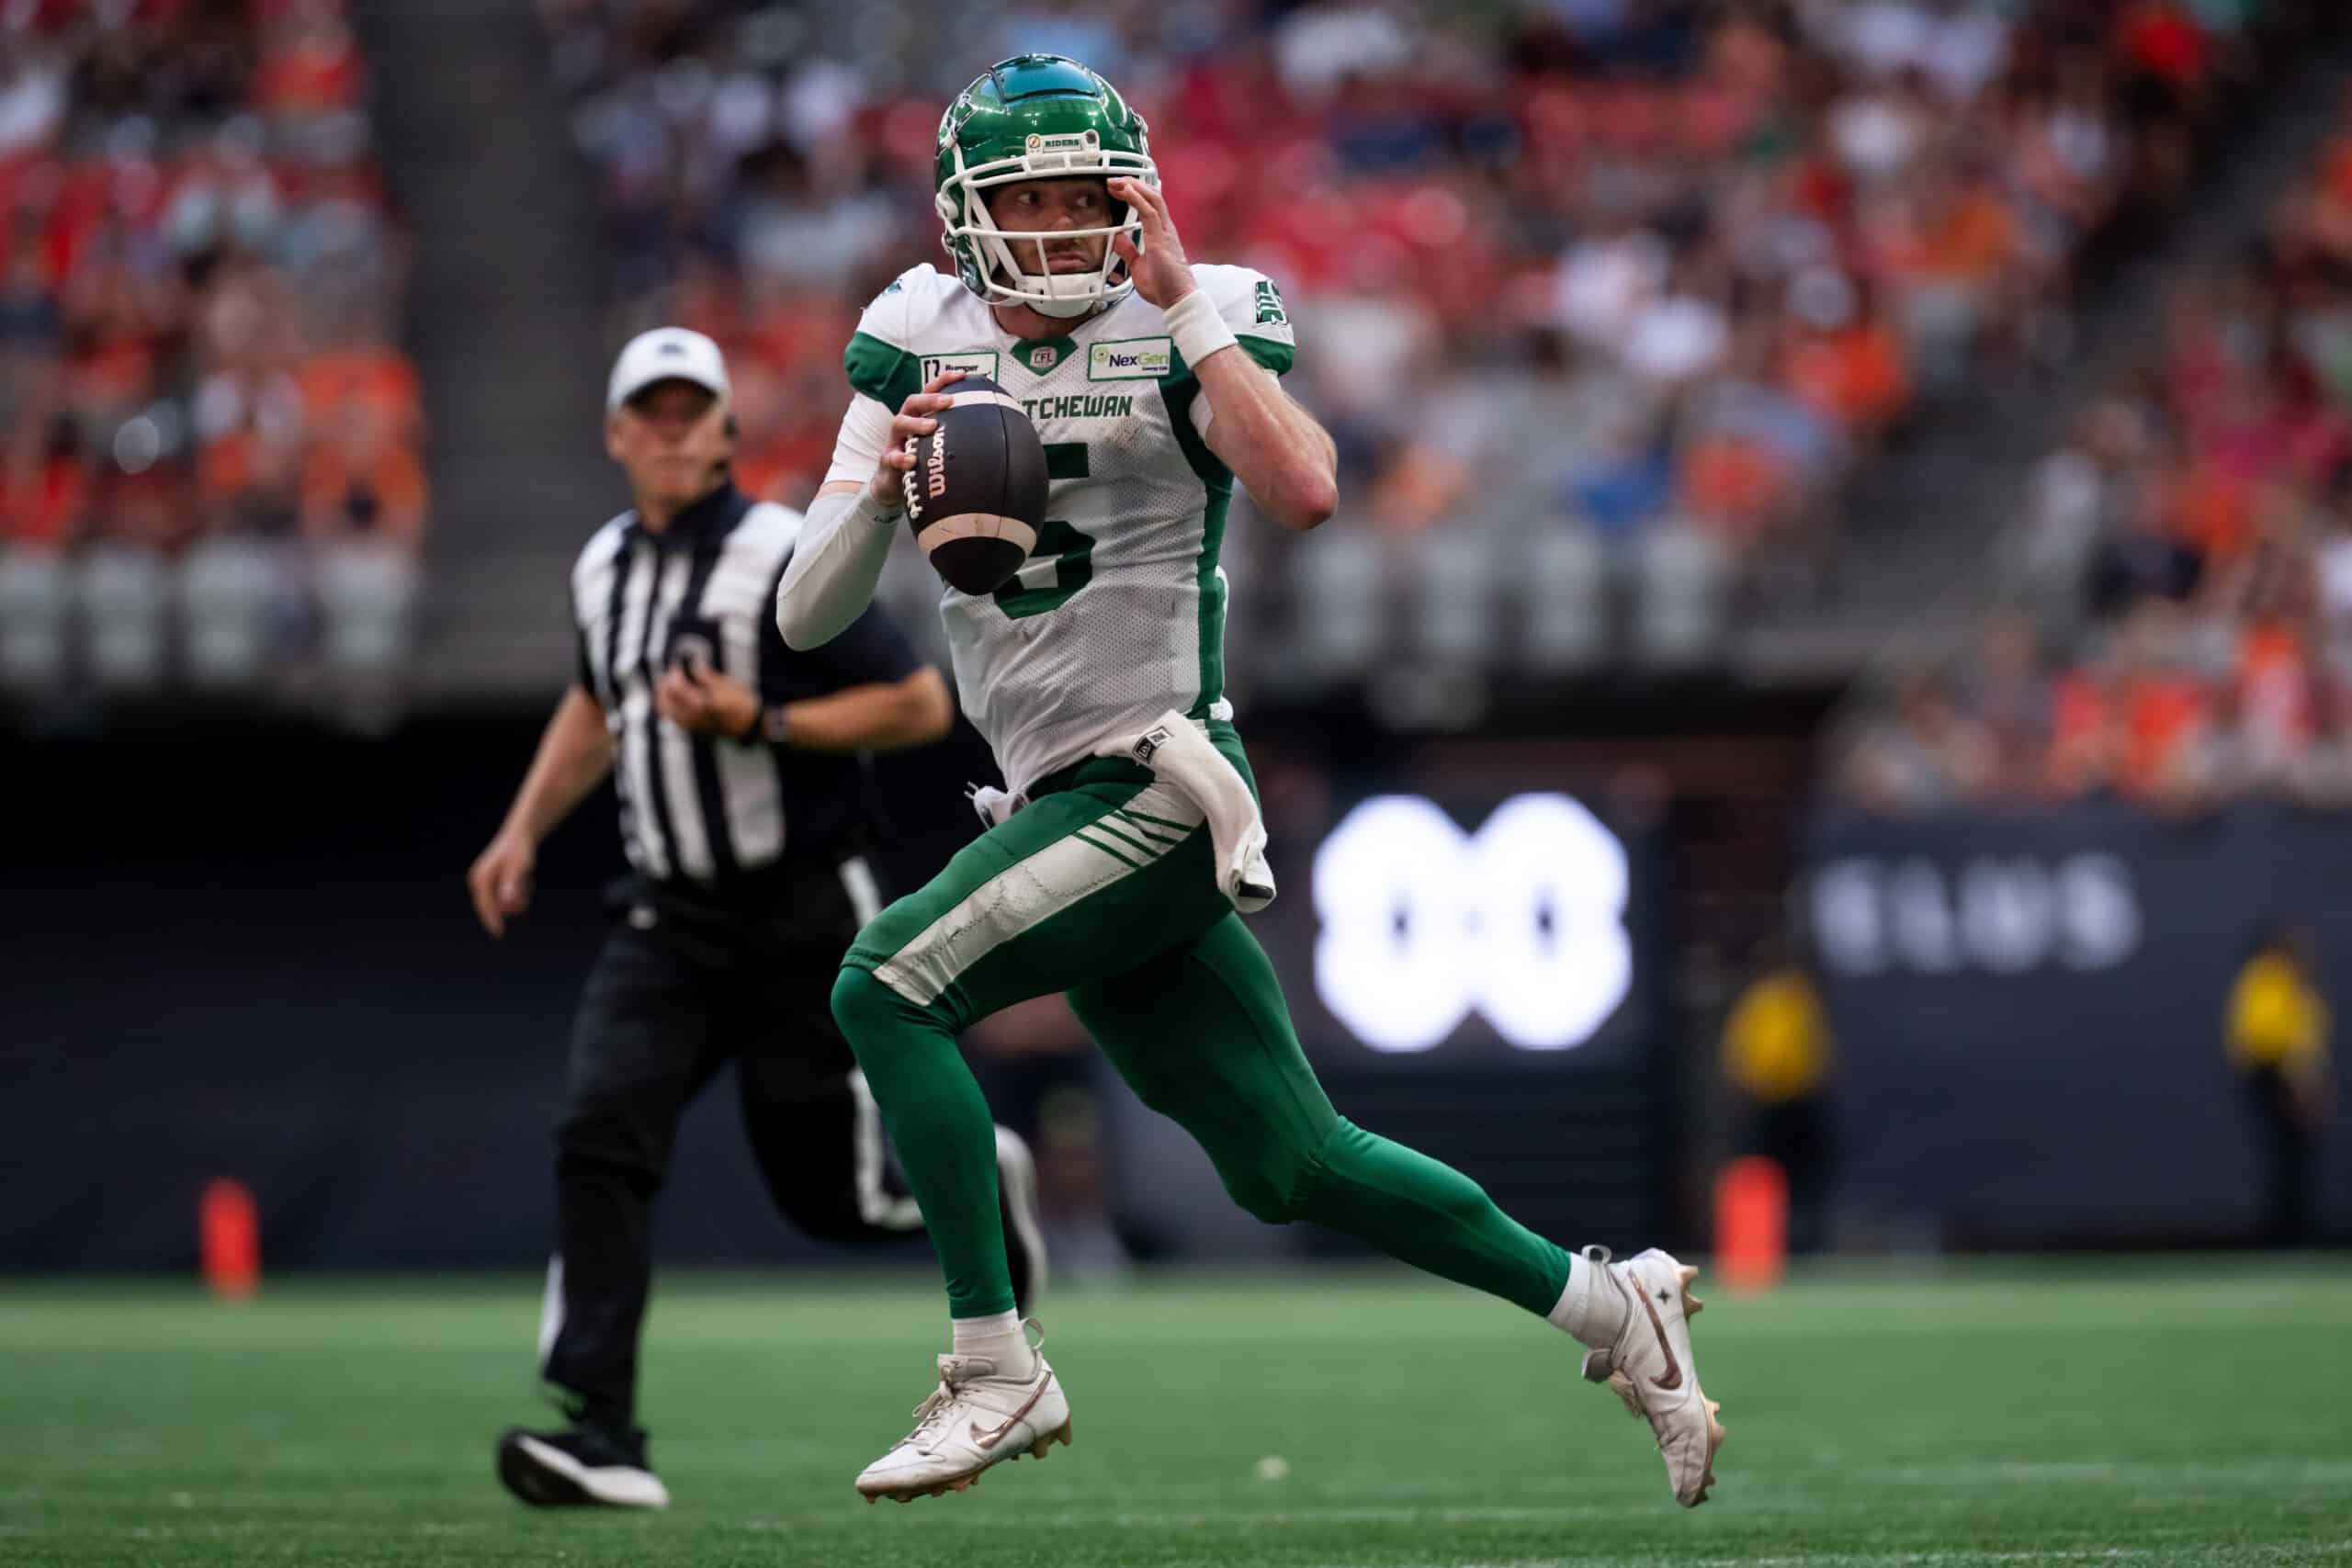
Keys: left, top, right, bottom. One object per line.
{"left": 937, "top": 134, "right": 1156, "bottom": 320}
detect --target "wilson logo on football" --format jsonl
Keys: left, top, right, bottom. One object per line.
{"left": 1311, "top": 795, "right": 1633, "bottom": 1054}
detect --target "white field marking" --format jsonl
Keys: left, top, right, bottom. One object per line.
{"left": 6, "top": 1272, "right": 2346, "bottom": 1352}
{"left": 1258, "top": 1459, "right": 2352, "bottom": 1495}
{"left": 1261, "top": 1552, "right": 2352, "bottom": 1568}
{"left": 906, "top": 1497, "right": 2340, "bottom": 1533}
{"left": 860, "top": 1502, "right": 2064, "bottom": 1531}
{"left": 69, "top": 1522, "right": 524, "bottom": 1546}
{"left": 699, "top": 1533, "right": 2350, "bottom": 1568}
{"left": 6, "top": 1519, "right": 495, "bottom": 1542}
{"left": 20, "top": 1304, "right": 2346, "bottom": 1354}
{"left": 917, "top": 1506, "right": 1621, "bottom": 1530}
{"left": 891, "top": 1544, "right": 2352, "bottom": 1568}
{"left": 1145, "top": 1550, "right": 2352, "bottom": 1568}
{"left": 1859, "top": 1458, "right": 2352, "bottom": 1487}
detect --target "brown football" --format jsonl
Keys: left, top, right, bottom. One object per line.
{"left": 901, "top": 376, "right": 1048, "bottom": 596}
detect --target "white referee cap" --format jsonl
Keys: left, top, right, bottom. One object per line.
{"left": 606, "top": 327, "right": 731, "bottom": 415}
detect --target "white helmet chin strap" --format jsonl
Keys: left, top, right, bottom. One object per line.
{"left": 1010, "top": 268, "right": 1107, "bottom": 319}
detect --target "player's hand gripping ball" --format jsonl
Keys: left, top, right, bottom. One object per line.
{"left": 902, "top": 375, "right": 1048, "bottom": 596}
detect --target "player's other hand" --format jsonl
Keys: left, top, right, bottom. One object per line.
{"left": 468, "top": 830, "right": 536, "bottom": 939}
{"left": 657, "top": 663, "right": 760, "bottom": 739}
{"left": 870, "top": 369, "right": 967, "bottom": 510}
{"left": 1108, "top": 177, "right": 1197, "bottom": 310}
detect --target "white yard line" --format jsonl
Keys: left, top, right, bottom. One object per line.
{"left": 1166, "top": 1548, "right": 2352, "bottom": 1568}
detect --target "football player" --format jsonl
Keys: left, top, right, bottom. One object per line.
{"left": 775, "top": 53, "right": 1723, "bottom": 1508}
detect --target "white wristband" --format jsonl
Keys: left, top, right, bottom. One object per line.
{"left": 855, "top": 479, "right": 904, "bottom": 525}
{"left": 1162, "top": 288, "right": 1238, "bottom": 369}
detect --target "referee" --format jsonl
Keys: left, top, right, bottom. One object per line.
{"left": 467, "top": 328, "right": 1045, "bottom": 1510}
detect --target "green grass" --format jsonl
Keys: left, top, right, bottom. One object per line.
{"left": 4, "top": 1261, "right": 2350, "bottom": 1566}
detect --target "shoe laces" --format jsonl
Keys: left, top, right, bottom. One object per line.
{"left": 900, "top": 1325, "right": 1048, "bottom": 1449}
{"left": 905, "top": 1386, "right": 954, "bottom": 1446}
{"left": 902, "top": 1354, "right": 992, "bottom": 1449}
{"left": 903, "top": 1363, "right": 968, "bottom": 1448}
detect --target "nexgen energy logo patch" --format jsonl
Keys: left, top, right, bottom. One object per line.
{"left": 1089, "top": 338, "right": 1172, "bottom": 380}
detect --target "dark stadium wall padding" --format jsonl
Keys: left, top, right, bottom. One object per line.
{"left": 1806, "top": 803, "right": 2352, "bottom": 1247}
{"left": 2, "top": 717, "right": 1689, "bottom": 1270}
{"left": 0, "top": 716, "right": 988, "bottom": 1273}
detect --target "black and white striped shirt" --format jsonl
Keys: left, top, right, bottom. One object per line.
{"left": 571, "top": 483, "right": 919, "bottom": 892}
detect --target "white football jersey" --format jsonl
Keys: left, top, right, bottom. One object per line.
{"left": 825, "top": 263, "right": 1295, "bottom": 795}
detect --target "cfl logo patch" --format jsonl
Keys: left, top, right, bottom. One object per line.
{"left": 1312, "top": 795, "right": 1633, "bottom": 1054}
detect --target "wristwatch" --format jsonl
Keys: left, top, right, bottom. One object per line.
{"left": 752, "top": 704, "right": 791, "bottom": 746}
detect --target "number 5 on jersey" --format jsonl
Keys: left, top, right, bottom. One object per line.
{"left": 994, "top": 442, "right": 1096, "bottom": 619}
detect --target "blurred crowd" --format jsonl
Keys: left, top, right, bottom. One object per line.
{"left": 540, "top": 0, "right": 2272, "bottom": 682}
{"left": 0, "top": 0, "right": 422, "bottom": 716}
{"left": 2, "top": 0, "right": 2292, "bottom": 716}
{"left": 1844, "top": 82, "right": 2352, "bottom": 817}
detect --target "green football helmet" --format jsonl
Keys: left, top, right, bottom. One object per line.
{"left": 934, "top": 54, "right": 1155, "bottom": 320}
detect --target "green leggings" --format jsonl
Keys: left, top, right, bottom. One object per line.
{"left": 831, "top": 728, "right": 1573, "bottom": 1321}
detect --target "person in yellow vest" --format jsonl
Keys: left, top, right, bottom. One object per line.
{"left": 1722, "top": 943, "right": 1835, "bottom": 1252}
{"left": 2226, "top": 927, "right": 2335, "bottom": 1247}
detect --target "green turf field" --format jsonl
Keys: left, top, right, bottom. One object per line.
{"left": 3, "top": 1261, "right": 2348, "bottom": 1566}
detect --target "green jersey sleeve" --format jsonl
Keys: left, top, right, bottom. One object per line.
{"left": 1217, "top": 267, "right": 1295, "bottom": 378}
{"left": 842, "top": 270, "right": 926, "bottom": 412}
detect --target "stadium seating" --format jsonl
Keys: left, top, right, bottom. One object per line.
{"left": 0, "top": 544, "right": 67, "bottom": 692}
{"left": 1838, "top": 82, "right": 2352, "bottom": 814}
{"left": 76, "top": 540, "right": 168, "bottom": 694}
{"left": 179, "top": 532, "right": 280, "bottom": 693}
{"left": 1518, "top": 526, "right": 1611, "bottom": 676}
{"left": 0, "top": 0, "right": 424, "bottom": 716}
{"left": 538, "top": 0, "right": 2267, "bottom": 684}
{"left": 0, "top": 1, "right": 2294, "bottom": 719}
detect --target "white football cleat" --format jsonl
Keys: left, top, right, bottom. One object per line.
{"left": 1577, "top": 1247, "right": 1726, "bottom": 1507}
{"left": 854, "top": 1342, "right": 1071, "bottom": 1504}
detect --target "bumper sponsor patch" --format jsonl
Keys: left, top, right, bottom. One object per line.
{"left": 922, "top": 351, "right": 1001, "bottom": 382}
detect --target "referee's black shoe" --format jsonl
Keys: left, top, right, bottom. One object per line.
{"left": 996, "top": 1125, "right": 1049, "bottom": 1315}
{"left": 496, "top": 1422, "right": 671, "bottom": 1509}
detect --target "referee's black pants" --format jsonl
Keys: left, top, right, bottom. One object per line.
{"left": 541, "top": 866, "right": 919, "bottom": 1433}
{"left": 2241, "top": 1066, "right": 2315, "bottom": 1247}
